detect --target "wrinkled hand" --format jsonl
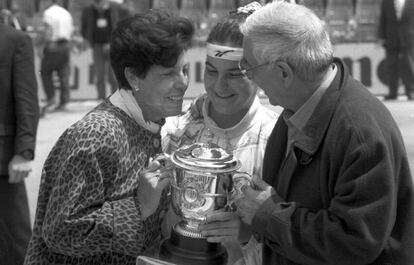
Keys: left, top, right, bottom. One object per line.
{"left": 151, "top": 153, "right": 173, "bottom": 171}
{"left": 199, "top": 210, "right": 242, "bottom": 243}
{"left": 236, "top": 176, "right": 275, "bottom": 225}
{"left": 8, "top": 155, "right": 32, "bottom": 184}
{"left": 137, "top": 158, "right": 172, "bottom": 219}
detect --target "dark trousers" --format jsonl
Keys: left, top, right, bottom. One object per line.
{"left": 0, "top": 177, "right": 31, "bottom": 265}
{"left": 385, "top": 48, "right": 414, "bottom": 97}
{"left": 92, "top": 43, "right": 117, "bottom": 100}
{"left": 41, "top": 42, "right": 71, "bottom": 106}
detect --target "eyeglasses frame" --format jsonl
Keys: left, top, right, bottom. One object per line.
{"left": 238, "top": 59, "right": 272, "bottom": 79}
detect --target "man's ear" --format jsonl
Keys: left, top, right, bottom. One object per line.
{"left": 124, "top": 67, "right": 140, "bottom": 91}
{"left": 274, "top": 61, "right": 293, "bottom": 85}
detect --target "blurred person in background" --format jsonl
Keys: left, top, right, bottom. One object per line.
{"left": 9, "top": 2, "right": 28, "bottom": 31}
{"left": 162, "top": 2, "right": 278, "bottom": 264}
{"left": 0, "top": 19, "right": 39, "bottom": 265}
{"left": 0, "top": 8, "right": 24, "bottom": 30}
{"left": 0, "top": 9, "right": 25, "bottom": 31}
{"left": 378, "top": 0, "right": 414, "bottom": 100}
{"left": 81, "top": 0, "right": 131, "bottom": 101}
{"left": 24, "top": 10, "right": 194, "bottom": 265}
{"left": 236, "top": 1, "right": 414, "bottom": 264}
{"left": 39, "top": 0, "right": 74, "bottom": 113}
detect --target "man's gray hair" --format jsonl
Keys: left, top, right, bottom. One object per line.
{"left": 240, "top": 1, "right": 333, "bottom": 81}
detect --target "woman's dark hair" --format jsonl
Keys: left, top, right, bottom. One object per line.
{"left": 110, "top": 9, "right": 194, "bottom": 90}
{"left": 206, "top": 12, "right": 250, "bottom": 48}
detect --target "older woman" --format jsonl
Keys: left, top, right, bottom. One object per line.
{"left": 161, "top": 3, "right": 278, "bottom": 265}
{"left": 24, "top": 10, "right": 194, "bottom": 265}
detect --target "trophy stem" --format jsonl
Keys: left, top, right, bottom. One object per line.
{"left": 175, "top": 220, "right": 203, "bottom": 238}
{"left": 159, "top": 224, "right": 227, "bottom": 265}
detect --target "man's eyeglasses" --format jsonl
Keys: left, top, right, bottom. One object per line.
{"left": 238, "top": 58, "right": 271, "bottom": 79}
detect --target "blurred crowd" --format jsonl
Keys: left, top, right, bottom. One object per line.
{"left": 1, "top": 0, "right": 382, "bottom": 46}
{"left": 0, "top": 0, "right": 412, "bottom": 106}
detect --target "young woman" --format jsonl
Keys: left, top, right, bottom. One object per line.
{"left": 162, "top": 2, "right": 279, "bottom": 264}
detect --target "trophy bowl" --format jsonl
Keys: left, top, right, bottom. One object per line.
{"left": 168, "top": 142, "right": 249, "bottom": 238}
{"left": 159, "top": 142, "right": 250, "bottom": 265}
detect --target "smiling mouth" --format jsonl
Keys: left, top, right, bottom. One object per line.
{"left": 168, "top": 96, "right": 183, "bottom": 101}
{"left": 215, "top": 93, "right": 235, "bottom": 99}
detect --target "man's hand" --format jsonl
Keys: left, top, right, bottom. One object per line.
{"left": 137, "top": 158, "right": 171, "bottom": 219}
{"left": 236, "top": 176, "right": 275, "bottom": 225}
{"left": 199, "top": 210, "right": 242, "bottom": 243}
{"left": 8, "top": 155, "right": 32, "bottom": 184}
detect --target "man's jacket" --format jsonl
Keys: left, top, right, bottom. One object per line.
{"left": 254, "top": 58, "right": 414, "bottom": 265}
{"left": 0, "top": 24, "right": 39, "bottom": 175}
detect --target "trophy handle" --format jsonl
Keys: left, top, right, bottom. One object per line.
{"left": 225, "top": 172, "right": 251, "bottom": 211}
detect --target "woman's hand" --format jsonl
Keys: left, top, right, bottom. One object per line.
{"left": 137, "top": 159, "right": 171, "bottom": 219}
{"left": 199, "top": 210, "right": 243, "bottom": 243}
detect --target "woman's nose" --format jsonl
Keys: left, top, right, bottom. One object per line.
{"left": 176, "top": 72, "right": 189, "bottom": 91}
{"left": 214, "top": 75, "right": 227, "bottom": 92}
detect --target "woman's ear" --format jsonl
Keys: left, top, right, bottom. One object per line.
{"left": 124, "top": 67, "right": 140, "bottom": 92}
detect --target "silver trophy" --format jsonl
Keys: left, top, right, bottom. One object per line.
{"left": 160, "top": 142, "right": 250, "bottom": 265}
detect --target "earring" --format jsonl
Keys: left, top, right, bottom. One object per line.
{"left": 134, "top": 86, "right": 140, "bottom": 92}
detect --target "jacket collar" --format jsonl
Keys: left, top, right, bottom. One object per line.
{"left": 292, "top": 58, "right": 347, "bottom": 156}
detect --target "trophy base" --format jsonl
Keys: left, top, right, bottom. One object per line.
{"left": 159, "top": 227, "right": 227, "bottom": 265}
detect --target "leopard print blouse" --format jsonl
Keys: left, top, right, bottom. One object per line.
{"left": 24, "top": 100, "right": 169, "bottom": 265}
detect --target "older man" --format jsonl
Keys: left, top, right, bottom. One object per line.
{"left": 236, "top": 2, "right": 414, "bottom": 264}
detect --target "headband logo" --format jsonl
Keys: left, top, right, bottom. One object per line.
{"left": 214, "top": 50, "right": 236, "bottom": 57}
{"left": 206, "top": 43, "right": 243, "bottom": 61}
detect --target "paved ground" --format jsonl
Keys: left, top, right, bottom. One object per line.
{"left": 25, "top": 97, "right": 414, "bottom": 224}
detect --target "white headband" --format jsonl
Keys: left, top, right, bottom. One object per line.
{"left": 206, "top": 43, "right": 243, "bottom": 61}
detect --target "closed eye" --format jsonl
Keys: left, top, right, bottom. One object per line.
{"left": 162, "top": 71, "right": 175, "bottom": 76}
{"left": 229, "top": 71, "right": 244, "bottom": 77}
{"left": 205, "top": 67, "right": 218, "bottom": 74}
